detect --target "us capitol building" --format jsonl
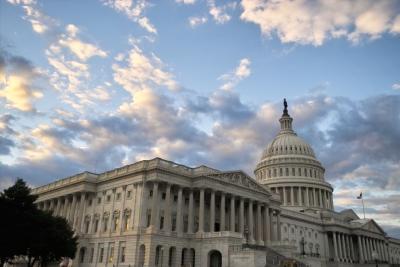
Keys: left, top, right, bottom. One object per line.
{"left": 32, "top": 101, "right": 400, "bottom": 267}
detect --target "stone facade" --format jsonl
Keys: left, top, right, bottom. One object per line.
{"left": 32, "top": 105, "right": 400, "bottom": 267}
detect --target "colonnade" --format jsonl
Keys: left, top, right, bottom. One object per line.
{"left": 272, "top": 186, "right": 333, "bottom": 209}
{"left": 37, "top": 192, "right": 88, "bottom": 232}
{"left": 331, "top": 232, "right": 389, "bottom": 263}
{"left": 148, "top": 181, "right": 282, "bottom": 244}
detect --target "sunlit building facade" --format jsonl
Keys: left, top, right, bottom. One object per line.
{"left": 32, "top": 102, "right": 400, "bottom": 267}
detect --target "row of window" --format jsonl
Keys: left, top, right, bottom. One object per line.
{"left": 83, "top": 212, "right": 131, "bottom": 234}
{"left": 92, "top": 190, "right": 133, "bottom": 206}
{"left": 268, "top": 144, "right": 313, "bottom": 155}
{"left": 79, "top": 242, "right": 126, "bottom": 264}
{"left": 259, "top": 167, "right": 321, "bottom": 179}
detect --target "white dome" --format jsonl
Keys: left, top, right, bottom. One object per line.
{"left": 254, "top": 99, "right": 333, "bottom": 211}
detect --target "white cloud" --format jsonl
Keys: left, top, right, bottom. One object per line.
{"left": 189, "top": 16, "right": 208, "bottom": 28}
{"left": 7, "top": 0, "right": 56, "bottom": 34}
{"left": 176, "top": 0, "right": 196, "bottom": 4}
{"left": 240, "top": 0, "right": 400, "bottom": 46}
{"left": 393, "top": 83, "right": 400, "bottom": 90}
{"left": 59, "top": 24, "right": 107, "bottom": 61}
{"left": 102, "top": 0, "right": 157, "bottom": 34}
{"left": 208, "top": 0, "right": 237, "bottom": 24}
{"left": 112, "top": 43, "right": 179, "bottom": 96}
{"left": 219, "top": 58, "right": 251, "bottom": 91}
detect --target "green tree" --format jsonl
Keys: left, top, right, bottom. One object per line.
{"left": 0, "top": 179, "right": 77, "bottom": 267}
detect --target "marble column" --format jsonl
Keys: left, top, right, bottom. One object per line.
{"left": 298, "top": 187, "right": 302, "bottom": 206}
{"left": 62, "top": 196, "right": 69, "bottom": 219}
{"left": 55, "top": 198, "right": 62, "bottom": 216}
{"left": 230, "top": 195, "right": 235, "bottom": 232}
{"left": 318, "top": 189, "right": 323, "bottom": 208}
{"left": 290, "top": 187, "right": 294, "bottom": 206}
{"left": 210, "top": 190, "right": 215, "bottom": 232}
{"left": 333, "top": 232, "right": 339, "bottom": 262}
{"left": 150, "top": 182, "right": 159, "bottom": 229}
{"left": 69, "top": 194, "right": 77, "bottom": 223}
{"left": 164, "top": 184, "right": 172, "bottom": 232}
{"left": 344, "top": 234, "right": 350, "bottom": 262}
{"left": 75, "top": 193, "right": 86, "bottom": 231}
{"left": 358, "top": 236, "right": 364, "bottom": 263}
{"left": 337, "top": 233, "right": 343, "bottom": 262}
{"left": 349, "top": 235, "right": 355, "bottom": 262}
{"left": 198, "top": 188, "right": 205, "bottom": 232}
{"left": 276, "top": 210, "right": 281, "bottom": 241}
{"left": 220, "top": 193, "right": 225, "bottom": 231}
{"left": 264, "top": 205, "right": 270, "bottom": 243}
{"left": 283, "top": 187, "right": 287, "bottom": 205}
{"left": 306, "top": 188, "right": 310, "bottom": 207}
{"left": 188, "top": 190, "right": 194, "bottom": 233}
{"left": 239, "top": 198, "right": 244, "bottom": 234}
{"left": 256, "top": 203, "right": 262, "bottom": 244}
{"left": 176, "top": 187, "right": 183, "bottom": 234}
{"left": 248, "top": 200, "right": 254, "bottom": 242}
{"left": 313, "top": 188, "right": 317, "bottom": 207}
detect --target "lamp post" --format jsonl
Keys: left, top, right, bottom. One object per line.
{"left": 372, "top": 250, "right": 378, "bottom": 267}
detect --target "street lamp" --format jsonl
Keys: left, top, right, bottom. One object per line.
{"left": 372, "top": 250, "right": 379, "bottom": 267}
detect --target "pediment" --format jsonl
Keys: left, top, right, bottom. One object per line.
{"left": 361, "top": 220, "right": 385, "bottom": 235}
{"left": 340, "top": 209, "right": 360, "bottom": 221}
{"left": 206, "top": 171, "right": 270, "bottom": 194}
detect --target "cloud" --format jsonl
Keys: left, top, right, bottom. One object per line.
{"left": 240, "top": 0, "right": 400, "bottom": 46}
{"left": 0, "top": 53, "right": 43, "bottom": 112}
{"left": 112, "top": 41, "right": 179, "bottom": 95}
{"left": 219, "top": 58, "right": 251, "bottom": 91}
{"left": 208, "top": 0, "right": 237, "bottom": 24}
{"left": 176, "top": 0, "right": 196, "bottom": 4}
{"left": 58, "top": 24, "right": 108, "bottom": 61}
{"left": 102, "top": 0, "right": 157, "bottom": 34}
{"left": 7, "top": 0, "right": 56, "bottom": 34}
{"left": 189, "top": 16, "right": 208, "bottom": 28}
{"left": 393, "top": 83, "right": 400, "bottom": 90}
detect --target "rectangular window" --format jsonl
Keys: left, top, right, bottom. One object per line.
{"left": 98, "top": 246, "right": 104, "bottom": 263}
{"left": 103, "top": 218, "right": 108, "bottom": 232}
{"left": 127, "top": 190, "right": 132, "bottom": 198}
{"left": 94, "top": 219, "right": 99, "bottom": 233}
{"left": 124, "top": 216, "right": 130, "bottom": 231}
{"left": 162, "top": 193, "right": 166, "bottom": 200}
{"left": 107, "top": 195, "right": 111, "bottom": 202}
{"left": 292, "top": 168, "right": 295, "bottom": 176}
{"left": 97, "top": 197, "right": 101, "bottom": 204}
{"left": 88, "top": 199, "right": 92, "bottom": 206}
{"left": 85, "top": 220, "right": 90, "bottom": 233}
{"left": 89, "top": 247, "right": 94, "bottom": 263}
{"left": 120, "top": 246, "right": 125, "bottom": 262}
{"left": 116, "top": 193, "right": 121, "bottom": 201}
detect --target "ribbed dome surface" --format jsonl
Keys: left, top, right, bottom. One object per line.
{"left": 261, "top": 133, "right": 316, "bottom": 160}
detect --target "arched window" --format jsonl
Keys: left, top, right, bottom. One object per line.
{"left": 139, "top": 245, "right": 146, "bottom": 267}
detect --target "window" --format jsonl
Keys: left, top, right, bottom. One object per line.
{"left": 107, "top": 195, "right": 111, "bottom": 202}
{"left": 185, "top": 198, "right": 189, "bottom": 205}
{"left": 116, "top": 193, "right": 121, "bottom": 201}
{"left": 268, "top": 169, "right": 271, "bottom": 178}
{"left": 88, "top": 199, "right": 92, "bottom": 206}
{"left": 126, "top": 190, "right": 132, "bottom": 198}
{"left": 108, "top": 244, "right": 114, "bottom": 263}
{"left": 310, "top": 169, "right": 313, "bottom": 177}
{"left": 98, "top": 247, "right": 104, "bottom": 263}
{"left": 298, "top": 168, "right": 302, "bottom": 176}
{"left": 292, "top": 168, "right": 295, "bottom": 176}
{"left": 162, "top": 193, "right": 166, "bottom": 200}
{"left": 93, "top": 219, "right": 99, "bottom": 233}
{"left": 120, "top": 246, "right": 126, "bottom": 263}
{"left": 85, "top": 220, "right": 90, "bottom": 233}
{"left": 97, "top": 197, "right": 101, "bottom": 204}
{"left": 149, "top": 190, "right": 153, "bottom": 197}
{"left": 285, "top": 168, "right": 289, "bottom": 176}
{"left": 305, "top": 168, "right": 308, "bottom": 177}
{"left": 146, "top": 210, "right": 151, "bottom": 227}
{"left": 103, "top": 218, "right": 108, "bottom": 232}
{"left": 174, "top": 195, "right": 178, "bottom": 202}
{"left": 89, "top": 247, "right": 94, "bottom": 263}
{"left": 160, "top": 216, "right": 164, "bottom": 229}
{"left": 273, "top": 169, "right": 277, "bottom": 177}
{"left": 279, "top": 168, "right": 283, "bottom": 176}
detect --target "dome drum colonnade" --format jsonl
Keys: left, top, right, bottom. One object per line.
{"left": 255, "top": 99, "right": 334, "bottom": 211}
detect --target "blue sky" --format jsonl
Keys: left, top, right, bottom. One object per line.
{"left": 1, "top": 0, "right": 400, "bottom": 237}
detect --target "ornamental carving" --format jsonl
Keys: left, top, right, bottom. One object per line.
{"left": 94, "top": 213, "right": 100, "bottom": 219}
{"left": 113, "top": 210, "right": 120, "bottom": 218}
{"left": 103, "top": 211, "right": 110, "bottom": 218}
{"left": 208, "top": 172, "right": 266, "bottom": 193}
{"left": 124, "top": 208, "right": 131, "bottom": 216}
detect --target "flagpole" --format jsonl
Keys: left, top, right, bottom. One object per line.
{"left": 361, "top": 197, "right": 365, "bottom": 219}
